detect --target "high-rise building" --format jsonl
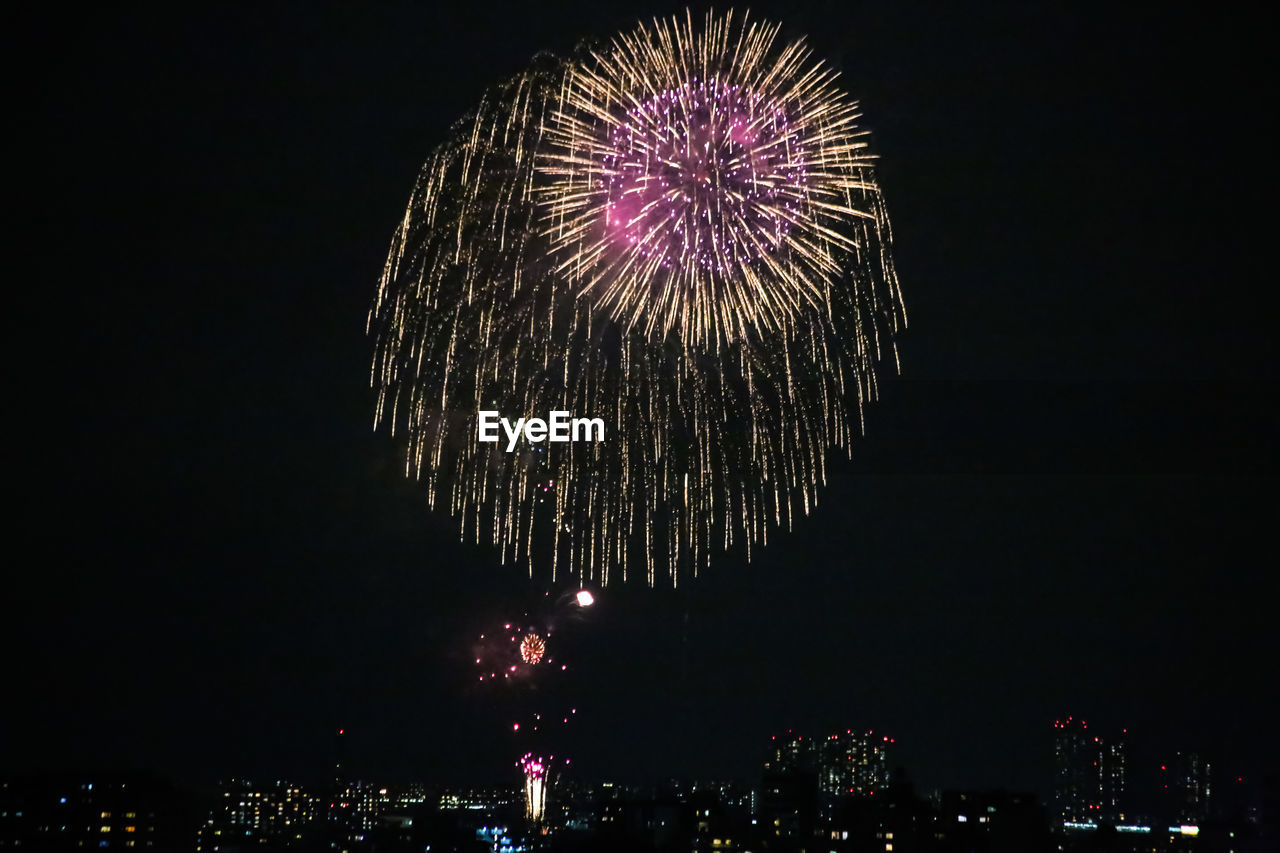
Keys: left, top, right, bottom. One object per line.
{"left": 818, "top": 729, "right": 892, "bottom": 799}
{"left": 1052, "top": 717, "right": 1127, "bottom": 825}
{"left": 763, "top": 730, "right": 816, "bottom": 775}
{"left": 760, "top": 731, "right": 818, "bottom": 840}
{"left": 1160, "top": 751, "right": 1212, "bottom": 823}
{"left": 759, "top": 728, "right": 893, "bottom": 842}
{"left": 1100, "top": 729, "right": 1127, "bottom": 822}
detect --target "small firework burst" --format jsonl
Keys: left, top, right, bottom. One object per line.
{"left": 519, "top": 632, "right": 546, "bottom": 665}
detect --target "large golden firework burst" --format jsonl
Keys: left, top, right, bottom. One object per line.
{"left": 369, "top": 9, "right": 905, "bottom": 586}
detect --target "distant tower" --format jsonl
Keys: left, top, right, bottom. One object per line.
{"left": 760, "top": 732, "right": 818, "bottom": 840}
{"left": 1052, "top": 717, "right": 1127, "bottom": 824}
{"left": 1161, "top": 751, "right": 1212, "bottom": 822}
{"left": 764, "top": 730, "right": 816, "bottom": 775}
{"left": 1053, "top": 717, "right": 1092, "bottom": 823}
{"left": 1100, "top": 729, "right": 1127, "bottom": 822}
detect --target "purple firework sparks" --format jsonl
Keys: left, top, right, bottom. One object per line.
{"left": 603, "top": 78, "right": 807, "bottom": 275}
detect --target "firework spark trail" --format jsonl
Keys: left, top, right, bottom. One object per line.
{"left": 370, "top": 10, "right": 905, "bottom": 586}
{"left": 519, "top": 753, "right": 551, "bottom": 823}
{"left": 513, "top": 704, "right": 578, "bottom": 824}
{"left": 478, "top": 593, "right": 591, "bottom": 824}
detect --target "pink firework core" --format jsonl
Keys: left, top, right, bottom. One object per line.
{"left": 520, "top": 754, "right": 547, "bottom": 779}
{"left": 602, "top": 79, "right": 806, "bottom": 273}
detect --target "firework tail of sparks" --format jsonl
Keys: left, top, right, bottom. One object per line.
{"left": 520, "top": 753, "right": 553, "bottom": 823}
{"left": 370, "top": 9, "right": 905, "bottom": 586}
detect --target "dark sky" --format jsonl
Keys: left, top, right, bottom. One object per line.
{"left": 10, "top": 1, "right": 1276, "bottom": 801}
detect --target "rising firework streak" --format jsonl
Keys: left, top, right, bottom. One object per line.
{"left": 519, "top": 753, "right": 551, "bottom": 823}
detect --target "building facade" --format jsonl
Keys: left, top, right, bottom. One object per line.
{"left": 1052, "top": 717, "right": 1127, "bottom": 825}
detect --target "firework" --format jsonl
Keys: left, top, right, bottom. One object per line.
{"left": 370, "top": 9, "right": 905, "bottom": 585}
{"left": 473, "top": 592, "right": 594, "bottom": 681}
{"left": 514, "top": 753, "right": 545, "bottom": 819}
{"left": 475, "top": 624, "right": 554, "bottom": 682}
{"left": 519, "top": 632, "right": 546, "bottom": 664}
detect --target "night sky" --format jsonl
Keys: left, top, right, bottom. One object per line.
{"left": 11, "top": 1, "right": 1275, "bottom": 802}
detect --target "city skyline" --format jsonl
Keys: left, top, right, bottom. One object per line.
{"left": 2, "top": 715, "right": 1268, "bottom": 851}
